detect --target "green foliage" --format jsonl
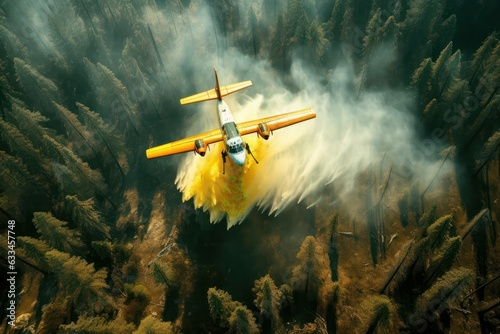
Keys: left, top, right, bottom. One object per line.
{"left": 307, "top": 20, "right": 328, "bottom": 64}
{"left": 152, "top": 260, "right": 178, "bottom": 287}
{"left": 411, "top": 58, "right": 433, "bottom": 105}
{"left": 65, "top": 195, "right": 110, "bottom": 240}
{"left": 123, "top": 284, "right": 151, "bottom": 325}
{"left": 417, "top": 268, "right": 474, "bottom": 311}
{"left": 82, "top": 58, "right": 143, "bottom": 135}
{"left": 33, "top": 212, "right": 84, "bottom": 254}
{"left": 124, "top": 284, "right": 150, "bottom": 303}
{"left": 5, "top": 103, "right": 56, "bottom": 148}
{"left": 425, "top": 214, "right": 453, "bottom": 249}
{"left": 52, "top": 102, "right": 97, "bottom": 158}
{"left": 433, "top": 14, "right": 457, "bottom": 53}
{"left": 0, "top": 150, "right": 39, "bottom": 199}
{"left": 269, "top": 14, "right": 288, "bottom": 71}
{"left": 253, "top": 274, "right": 282, "bottom": 327}
{"left": 431, "top": 42, "right": 454, "bottom": 95}
{"left": 17, "top": 236, "right": 51, "bottom": 268}
{"left": 132, "top": 315, "right": 173, "bottom": 334}
{"left": 13, "top": 57, "right": 64, "bottom": 111}
{"left": 474, "top": 131, "right": 500, "bottom": 174}
{"left": 291, "top": 236, "right": 329, "bottom": 300}
{"left": 61, "top": 315, "right": 135, "bottom": 333}
{"left": 228, "top": 306, "right": 260, "bottom": 334}
{"left": 0, "top": 118, "right": 46, "bottom": 174}
{"left": 42, "top": 134, "right": 107, "bottom": 197}
{"left": 327, "top": 0, "right": 351, "bottom": 42}
{"left": 0, "top": 24, "right": 30, "bottom": 60}
{"left": 362, "top": 295, "right": 393, "bottom": 334}
{"left": 76, "top": 102, "right": 129, "bottom": 178}
{"left": 469, "top": 33, "right": 498, "bottom": 85}
{"left": 400, "top": 0, "right": 444, "bottom": 62}
{"left": 45, "top": 249, "right": 111, "bottom": 310}
{"left": 91, "top": 241, "right": 114, "bottom": 262}
{"left": 207, "top": 287, "right": 242, "bottom": 327}
{"left": 425, "top": 236, "right": 462, "bottom": 286}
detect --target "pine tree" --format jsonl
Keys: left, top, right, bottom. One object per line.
{"left": 133, "top": 315, "right": 173, "bottom": 334}
{"left": 52, "top": 102, "right": 98, "bottom": 158}
{"left": 433, "top": 14, "right": 457, "bottom": 54}
{"left": 65, "top": 195, "right": 110, "bottom": 240}
{"left": 17, "top": 236, "right": 51, "bottom": 269}
{"left": 82, "top": 58, "right": 140, "bottom": 135}
{"left": 46, "top": 1, "right": 89, "bottom": 65}
{"left": 442, "top": 79, "right": 469, "bottom": 109}
{"left": 45, "top": 249, "right": 112, "bottom": 310}
{"left": 228, "top": 306, "right": 260, "bottom": 334}
{"left": 0, "top": 150, "right": 42, "bottom": 201}
{"left": 362, "top": 295, "right": 393, "bottom": 334}
{"left": 363, "top": 8, "right": 382, "bottom": 59}
{"left": 474, "top": 131, "right": 500, "bottom": 175}
{"left": 32, "top": 212, "right": 84, "bottom": 254}
{"left": 424, "top": 237, "right": 462, "bottom": 287}
{"left": 431, "top": 42, "right": 453, "bottom": 97}
{"left": 438, "top": 49, "right": 462, "bottom": 98}
{"left": 399, "top": 0, "right": 444, "bottom": 67}
{"left": 0, "top": 24, "right": 30, "bottom": 60}
{"left": 103, "top": 61, "right": 144, "bottom": 135}
{"left": 253, "top": 274, "right": 282, "bottom": 330}
{"left": 5, "top": 103, "right": 57, "bottom": 149}
{"left": 207, "top": 287, "right": 242, "bottom": 327}
{"left": 468, "top": 33, "right": 498, "bottom": 87}
{"left": 13, "top": 58, "right": 64, "bottom": 114}
{"left": 42, "top": 134, "right": 108, "bottom": 197}
{"left": 291, "top": 236, "right": 329, "bottom": 300}
{"left": 0, "top": 118, "right": 49, "bottom": 177}
{"left": 425, "top": 214, "right": 453, "bottom": 249}
{"left": 327, "top": 0, "right": 351, "bottom": 42}
{"left": 422, "top": 98, "right": 439, "bottom": 128}
{"left": 118, "top": 56, "right": 159, "bottom": 119}
{"left": 411, "top": 57, "right": 433, "bottom": 106}
{"left": 269, "top": 14, "right": 289, "bottom": 71}
{"left": 247, "top": 4, "right": 259, "bottom": 56}
{"left": 76, "top": 102, "right": 128, "bottom": 180}
{"left": 464, "top": 95, "right": 500, "bottom": 151}
{"left": 307, "top": 20, "right": 328, "bottom": 64}
{"left": 340, "top": 0, "right": 355, "bottom": 44}
{"left": 286, "top": 0, "right": 309, "bottom": 47}
{"left": 61, "top": 315, "right": 135, "bottom": 333}
{"left": 417, "top": 268, "right": 473, "bottom": 315}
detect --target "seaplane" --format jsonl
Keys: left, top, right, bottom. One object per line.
{"left": 146, "top": 68, "right": 316, "bottom": 173}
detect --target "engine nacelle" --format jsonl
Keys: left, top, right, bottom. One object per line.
{"left": 194, "top": 139, "right": 207, "bottom": 156}
{"left": 257, "top": 123, "right": 270, "bottom": 140}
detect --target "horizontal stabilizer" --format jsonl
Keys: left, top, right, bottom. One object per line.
{"left": 180, "top": 80, "right": 252, "bottom": 105}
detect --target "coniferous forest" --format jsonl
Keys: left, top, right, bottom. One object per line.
{"left": 0, "top": 0, "right": 499, "bottom": 333}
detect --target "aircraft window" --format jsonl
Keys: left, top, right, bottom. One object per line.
{"left": 229, "top": 143, "right": 244, "bottom": 154}
{"left": 222, "top": 122, "right": 240, "bottom": 138}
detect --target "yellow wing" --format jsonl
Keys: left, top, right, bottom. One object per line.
{"left": 146, "top": 128, "right": 223, "bottom": 159}
{"left": 180, "top": 81, "right": 253, "bottom": 105}
{"left": 237, "top": 108, "right": 316, "bottom": 136}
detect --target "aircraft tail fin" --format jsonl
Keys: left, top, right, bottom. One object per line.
{"left": 180, "top": 69, "right": 252, "bottom": 105}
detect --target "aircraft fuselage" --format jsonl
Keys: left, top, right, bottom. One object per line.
{"left": 216, "top": 100, "right": 246, "bottom": 166}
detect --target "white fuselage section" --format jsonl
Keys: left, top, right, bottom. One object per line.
{"left": 216, "top": 100, "right": 246, "bottom": 166}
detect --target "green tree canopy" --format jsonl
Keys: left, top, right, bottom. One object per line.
{"left": 45, "top": 249, "right": 112, "bottom": 311}
{"left": 33, "top": 211, "right": 84, "bottom": 254}
{"left": 65, "top": 195, "right": 110, "bottom": 240}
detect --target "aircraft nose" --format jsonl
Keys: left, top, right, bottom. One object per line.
{"left": 232, "top": 151, "right": 246, "bottom": 166}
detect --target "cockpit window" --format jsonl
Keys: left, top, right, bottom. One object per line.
{"left": 228, "top": 143, "right": 244, "bottom": 154}
{"left": 222, "top": 122, "right": 240, "bottom": 139}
